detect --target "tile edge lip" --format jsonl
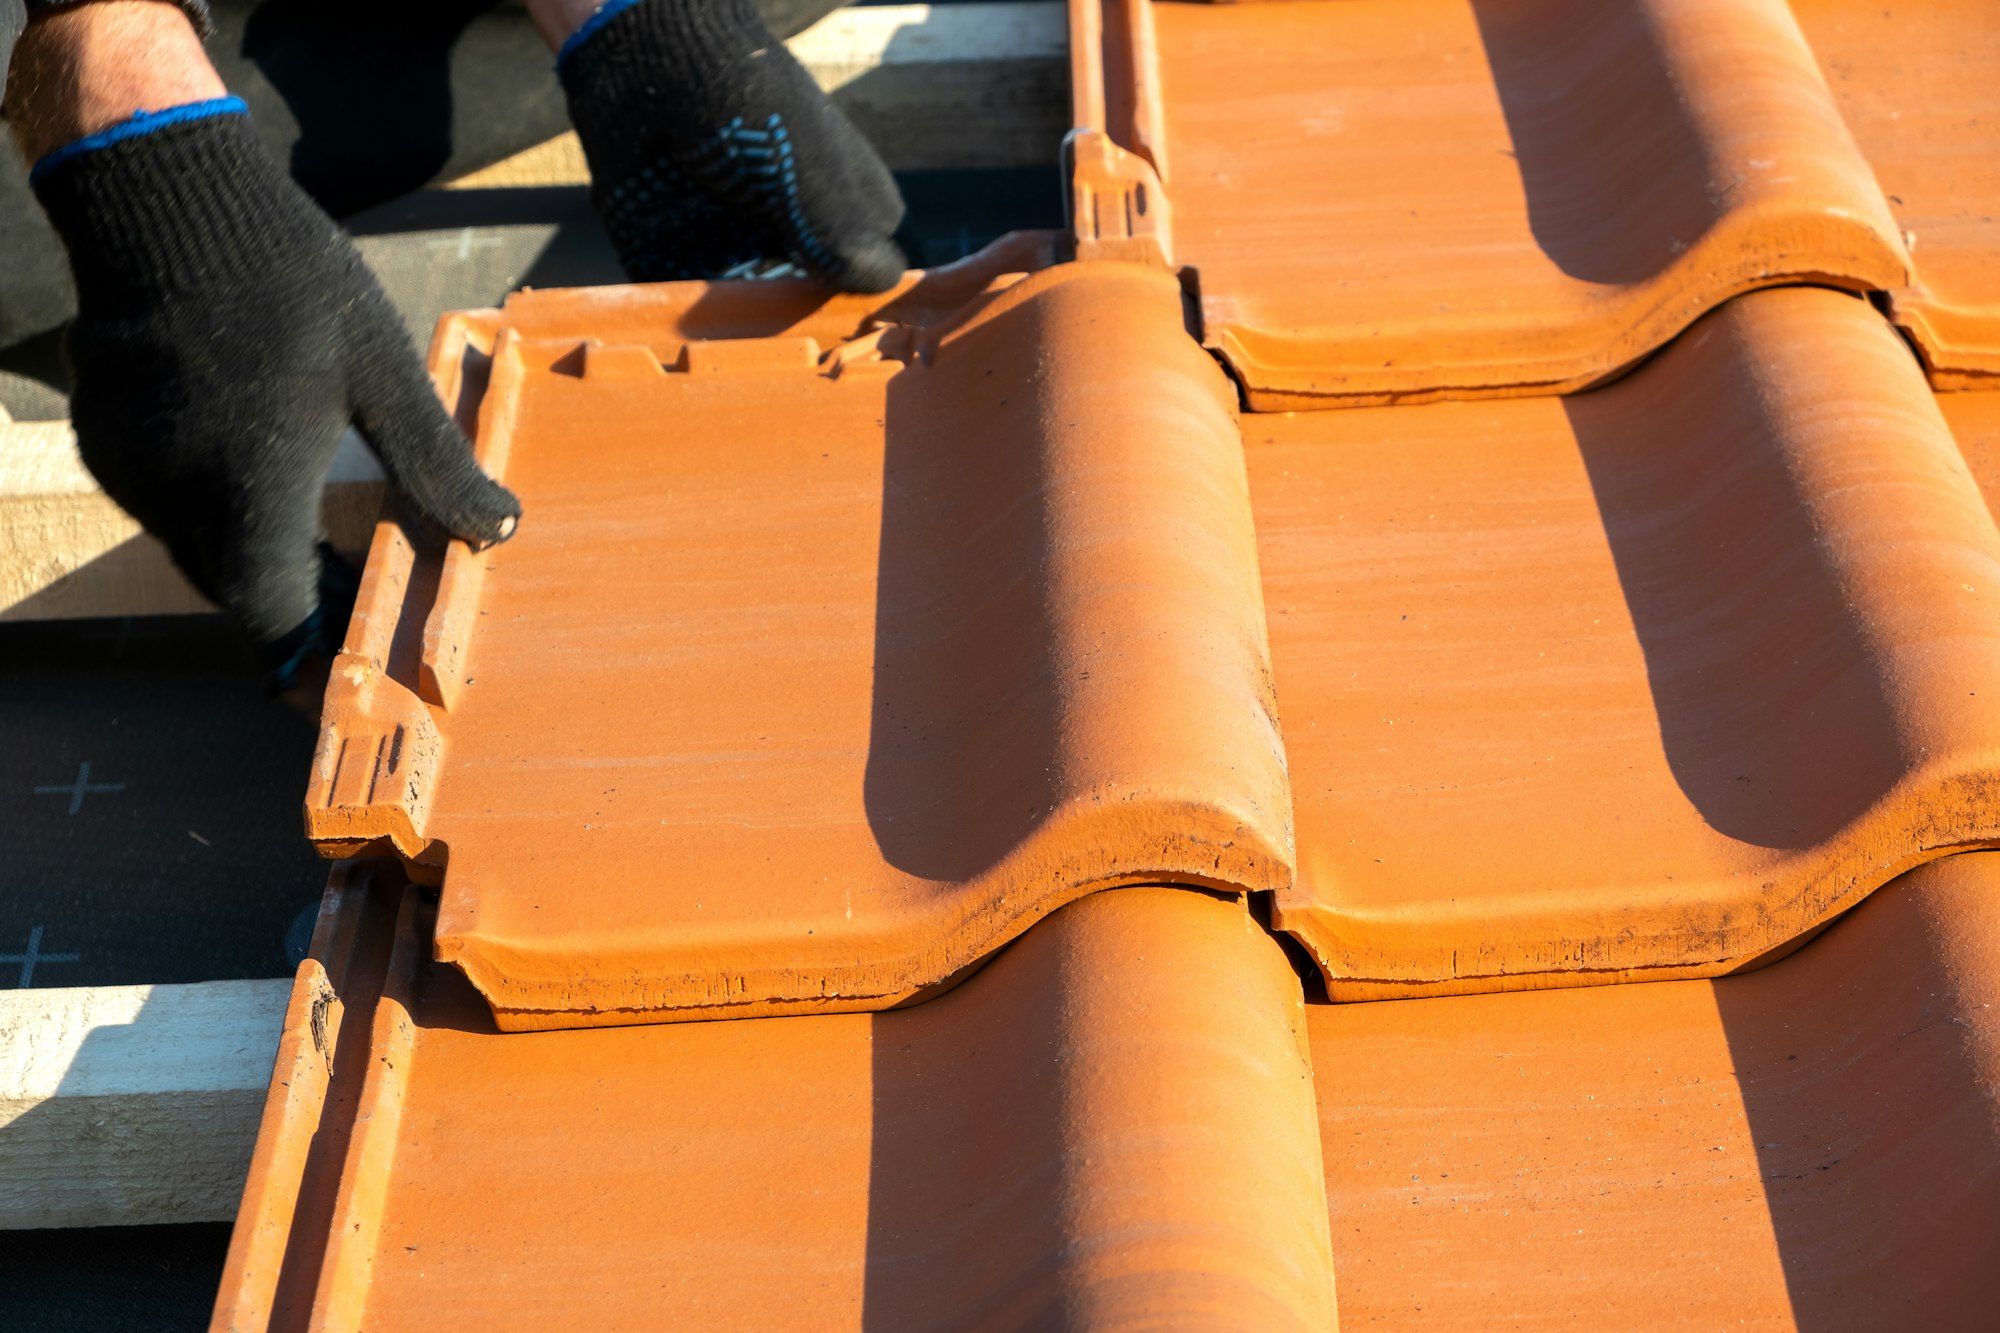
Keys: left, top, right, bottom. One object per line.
{"left": 1279, "top": 816, "right": 2000, "bottom": 1002}
{"left": 438, "top": 841, "right": 1290, "bottom": 1030}
{"left": 1213, "top": 246, "right": 1908, "bottom": 410}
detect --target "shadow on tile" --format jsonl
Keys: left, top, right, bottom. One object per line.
{"left": 1469, "top": 0, "right": 1728, "bottom": 287}
{"left": 857, "top": 943, "right": 1070, "bottom": 1331}
{"left": 1565, "top": 377, "right": 1902, "bottom": 850}
{"left": 1715, "top": 853, "right": 2000, "bottom": 1327}
{"left": 860, "top": 351, "right": 1064, "bottom": 882}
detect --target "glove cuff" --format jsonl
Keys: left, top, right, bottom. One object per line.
{"left": 31, "top": 100, "right": 335, "bottom": 307}
{"left": 556, "top": 0, "right": 767, "bottom": 78}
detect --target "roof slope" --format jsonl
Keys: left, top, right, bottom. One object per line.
{"left": 219, "top": 0, "right": 2000, "bottom": 1325}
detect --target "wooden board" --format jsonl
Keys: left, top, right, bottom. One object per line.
{"left": 0, "top": 410, "right": 384, "bottom": 622}
{"left": 0, "top": 978, "right": 291, "bottom": 1229}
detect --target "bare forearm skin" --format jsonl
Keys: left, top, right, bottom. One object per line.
{"left": 5, "top": 0, "right": 224, "bottom": 162}
{"left": 524, "top": 0, "right": 609, "bottom": 52}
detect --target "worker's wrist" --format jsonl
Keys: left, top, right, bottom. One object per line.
{"left": 29, "top": 91, "right": 243, "bottom": 183}
{"left": 524, "top": 0, "right": 622, "bottom": 55}
{"left": 5, "top": 0, "right": 225, "bottom": 162}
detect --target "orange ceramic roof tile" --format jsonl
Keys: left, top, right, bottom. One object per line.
{"left": 214, "top": 873, "right": 1338, "bottom": 1332}
{"left": 1941, "top": 382, "right": 2000, "bottom": 496}
{"left": 306, "top": 260, "right": 1294, "bottom": 1029}
{"left": 221, "top": 860, "right": 2000, "bottom": 1330}
{"left": 1252, "top": 286, "right": 2000, "bottom": 998}
{"left": 1793, "top": 0, "right": 2000, "bottom": 388}
{"left": 1310, "top": 851, "right": 2000, "bottom": 1328}
{"left": 213, "top": 871, "right": 402, "bottom": 1333}
{"left": 1072, "top": 0, "right": 1912, "bottom": 408}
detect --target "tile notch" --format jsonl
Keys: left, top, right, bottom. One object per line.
{"left": 305, "top": 320, "right": 519, "bottom": 861}
{"left": 306, "top": 522, "right": 445, "bottom": 862}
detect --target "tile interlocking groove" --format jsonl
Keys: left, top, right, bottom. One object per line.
{"left": 308, "top": 259, "right": 1294, "bottom": 1029}
{"left": 1096, "top": 0, "right": 1915, "bottom": 408}
{"left": 1257, "top": 286, "right": 2000, "bottom": 997}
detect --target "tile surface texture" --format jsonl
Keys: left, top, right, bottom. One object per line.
{"left": 1793, "top": 0, "right": 2000, "bottom": 387}
{"left": 1312, "top": 853, "right": 2000, "bottom": 1328}
{"left": 217, "top": 873, "right": 1338, "bottom": 1332}
{"left": 1942, "top": 383, "right": 2000, "bottom": 497}
{"left": 1106, "top": 0, "right": 1911, "bottom": 407}
{"left": 307, "top": 258, "right": 1294, "bottom": 1028}
{"left": 1254, "top": 287, "right": 2000, "bottom": 997}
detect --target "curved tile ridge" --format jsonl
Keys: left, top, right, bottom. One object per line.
{"left": 227, "top": 879, "right": 1338, "bottom": 1331}
{"left": 309, "top": 261, "right": 1293, "bottom": 1029}
{"left": 1124, "top": 0, "right": 1910, "bottom": 409}
{"left": 1254, "top": 286, "right": 2000, "bottom": 998}
{"left": 1790, "top": 0, "right": 2000, "bottom": 390}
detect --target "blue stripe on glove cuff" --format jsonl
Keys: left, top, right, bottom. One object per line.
{"left": 31, "top": 95, "right": 250, "bottom": 184}
{"left": 556, "top": 0, "right": 647, "bottom": 68}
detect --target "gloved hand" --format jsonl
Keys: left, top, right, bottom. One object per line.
{"left": 30, "top": 100, "right": 521, "bottom": 682}
{"left": 556, "top": 0, "right": 907, "bottom": 291}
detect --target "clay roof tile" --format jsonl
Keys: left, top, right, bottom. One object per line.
{"left": 220, "top": 869, "right": 1338, "bottom": 1331}
{"left": 1258, "top": 285, "right": 2000, "bottom": 997}
{"left": 309, "top": 261, "right": 1294, "bottom": 1030}
{"left": 1793, "top": 0, "right": 2000, "bottom": 387}
{"left": 226, "top": 1, "right": 2000, "bottom": 1322}
{"left": 1077, "top": 0, "right": 1918, "bottom": 407}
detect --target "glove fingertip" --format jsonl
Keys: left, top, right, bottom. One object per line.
{"left": 468, "top": 484, "right": 524, "bottom": 548}
{"left": 404, "top": 472, "right": 520, "bottom": 544}
{"left": 359, "top": 392, "right": 524, "bottom": 549}
{"left": 823, "top": 235, "right": 908, "bottom": 295}
{"left": 407, "top": 468, "right": 524, "bottom": 550}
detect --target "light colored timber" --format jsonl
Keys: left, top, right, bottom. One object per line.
{"left": 0, "top": 978, "right": 292, "bottom": 1229}
{"left": 0, "top": 409, "right": 384, "bottom": 622}
{"left": 447, "top": 1, "right": 1069, "bottom": 184}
